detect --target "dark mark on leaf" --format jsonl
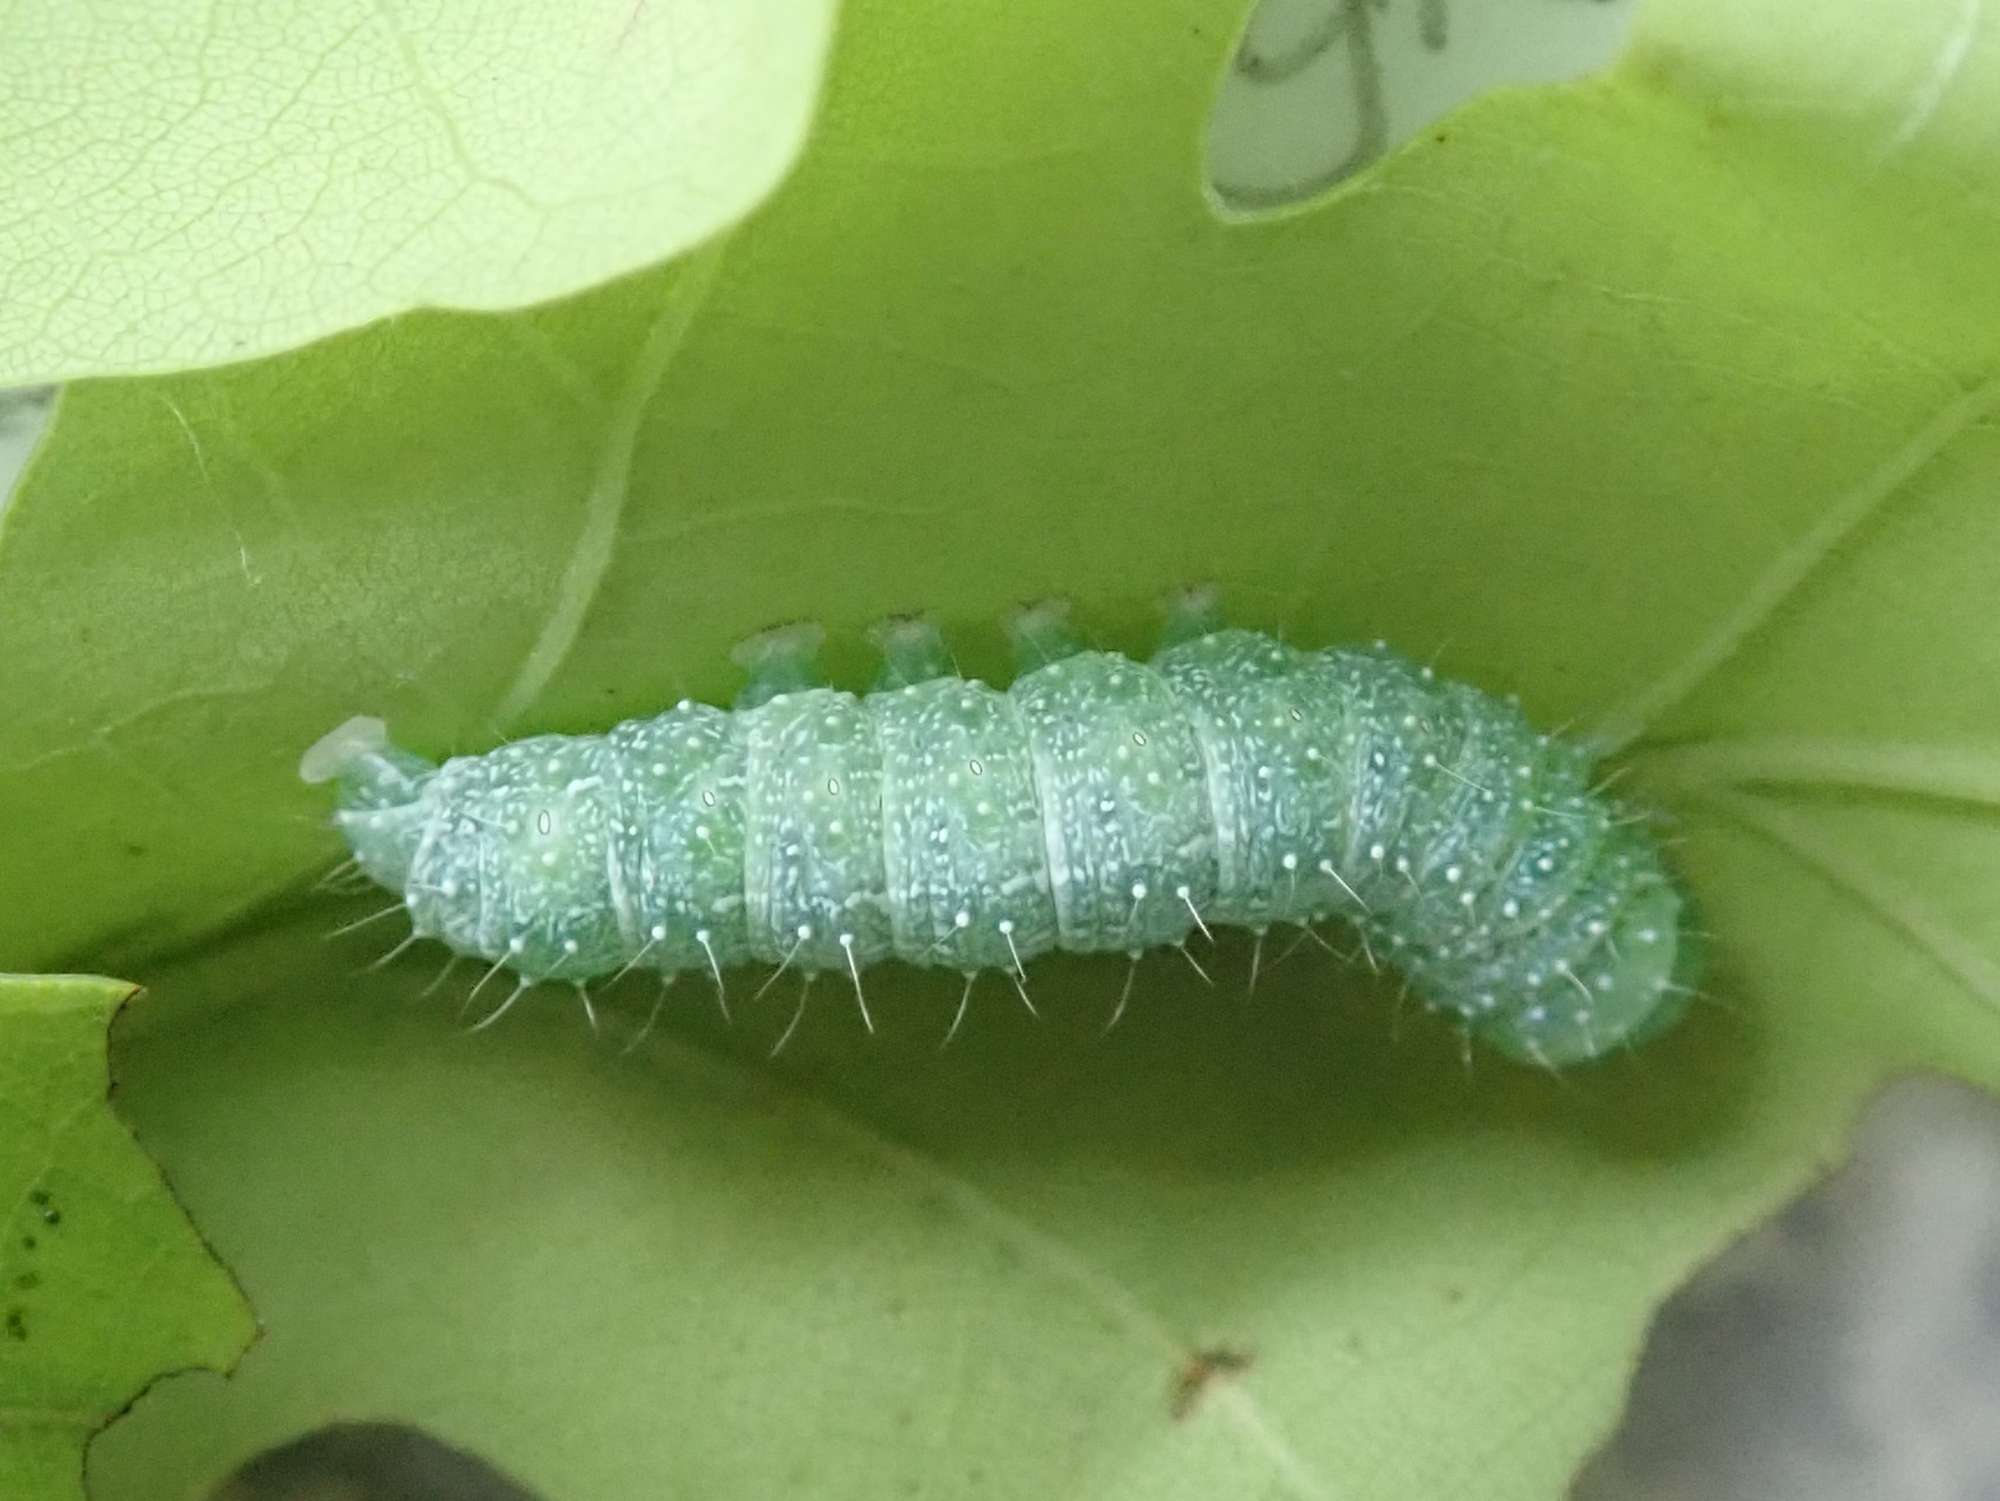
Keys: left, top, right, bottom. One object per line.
{"left": 1170, "top": 1346, "right": 1254, "bottom": 1420}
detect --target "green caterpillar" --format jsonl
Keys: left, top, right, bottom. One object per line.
{"left": 303, "top": 594, "right": 1699, "bottom": 1066}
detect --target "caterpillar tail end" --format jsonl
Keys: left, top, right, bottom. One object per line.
{"left": 301, "top": 715, "right": 436, "bottom": 811}
{"left": 303, "top": 716, "right": 437, "bottom": 895}
{"left": 299, "top": 715, "right": 391, "bottom": 785}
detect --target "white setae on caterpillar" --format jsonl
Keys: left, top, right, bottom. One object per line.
{"left": 301, "top": 593, "right": 1699, "bottom": 1066}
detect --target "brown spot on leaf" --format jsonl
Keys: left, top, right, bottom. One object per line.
{"left": 1170, "top": 1346, "right": 1254, "bottom": 1420}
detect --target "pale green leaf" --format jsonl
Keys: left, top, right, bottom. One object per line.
{"left": 0, "top": 0, "right": 836, "bottom": 384}
{"left": 0, "top": 976, "right": 254, "bottom": 1501}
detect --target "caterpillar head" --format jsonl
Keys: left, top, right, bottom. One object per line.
{"left": 1477, "top": 876, "right": 1702, "bottom": 1069}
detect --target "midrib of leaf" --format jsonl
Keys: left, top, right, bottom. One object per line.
{"left": 1701, "top": 786, "right": 2000, "bottom": 1016}
{"left": 495, "top": 236, "right": 733, "bottom": 726}
{"left": 1881, "top": 0, "right": 1984, "bottom": 157}
{"left": 362, "top": 0, "right": 542, "bottom": 218}
{"left": 1635, "top": 738, "right": 2000, "bottom": 807}
{"left": 643, "top": 1029, "right": 1337, "bottom": 1501}
{"left": 1587, "top": 375, "right": 2000, "bottom": 754}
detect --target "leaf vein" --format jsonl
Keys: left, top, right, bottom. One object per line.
{"left": 496, "top": 238, "right": 732, "bottom": 726}
{"left": 1702, "top": 787, "right": 2000, "bottom": 1017}
{"left": 651, "top": 1039, "right": 1336, "bottom": 1500}
{"left": 1590, "top": 375, "right": 2000, "bottom": 753}
{"left": 1635, "top": 737, "right": 2000, "bottom": 807}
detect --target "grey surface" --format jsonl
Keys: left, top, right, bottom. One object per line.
{"left": 209, "top": 1424, "right": 542, "bottom": 1501}
{"left": 0, "top": 385, "right": 53, "bottom": 514}
{"left": 1206, "top": 0, "right": 1637, "bottom": 212}
{"left": 1578, "top": 1079, "right": 2000, "bottom": 1501}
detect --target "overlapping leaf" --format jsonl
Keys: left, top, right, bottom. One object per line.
{"left": 0, "top": 0, "right": 836, "bottom": 383}
{"left": 0, "top": 977, "right": 254, "bottom": 1500}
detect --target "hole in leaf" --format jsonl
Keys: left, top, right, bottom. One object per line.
{"left": 1205, "top": 0, "right": 1641, "bottom": 215}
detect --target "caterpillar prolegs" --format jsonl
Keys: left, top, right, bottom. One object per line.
{"left": 302, "top": 594, "right": 1700, "bottom": 1067}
